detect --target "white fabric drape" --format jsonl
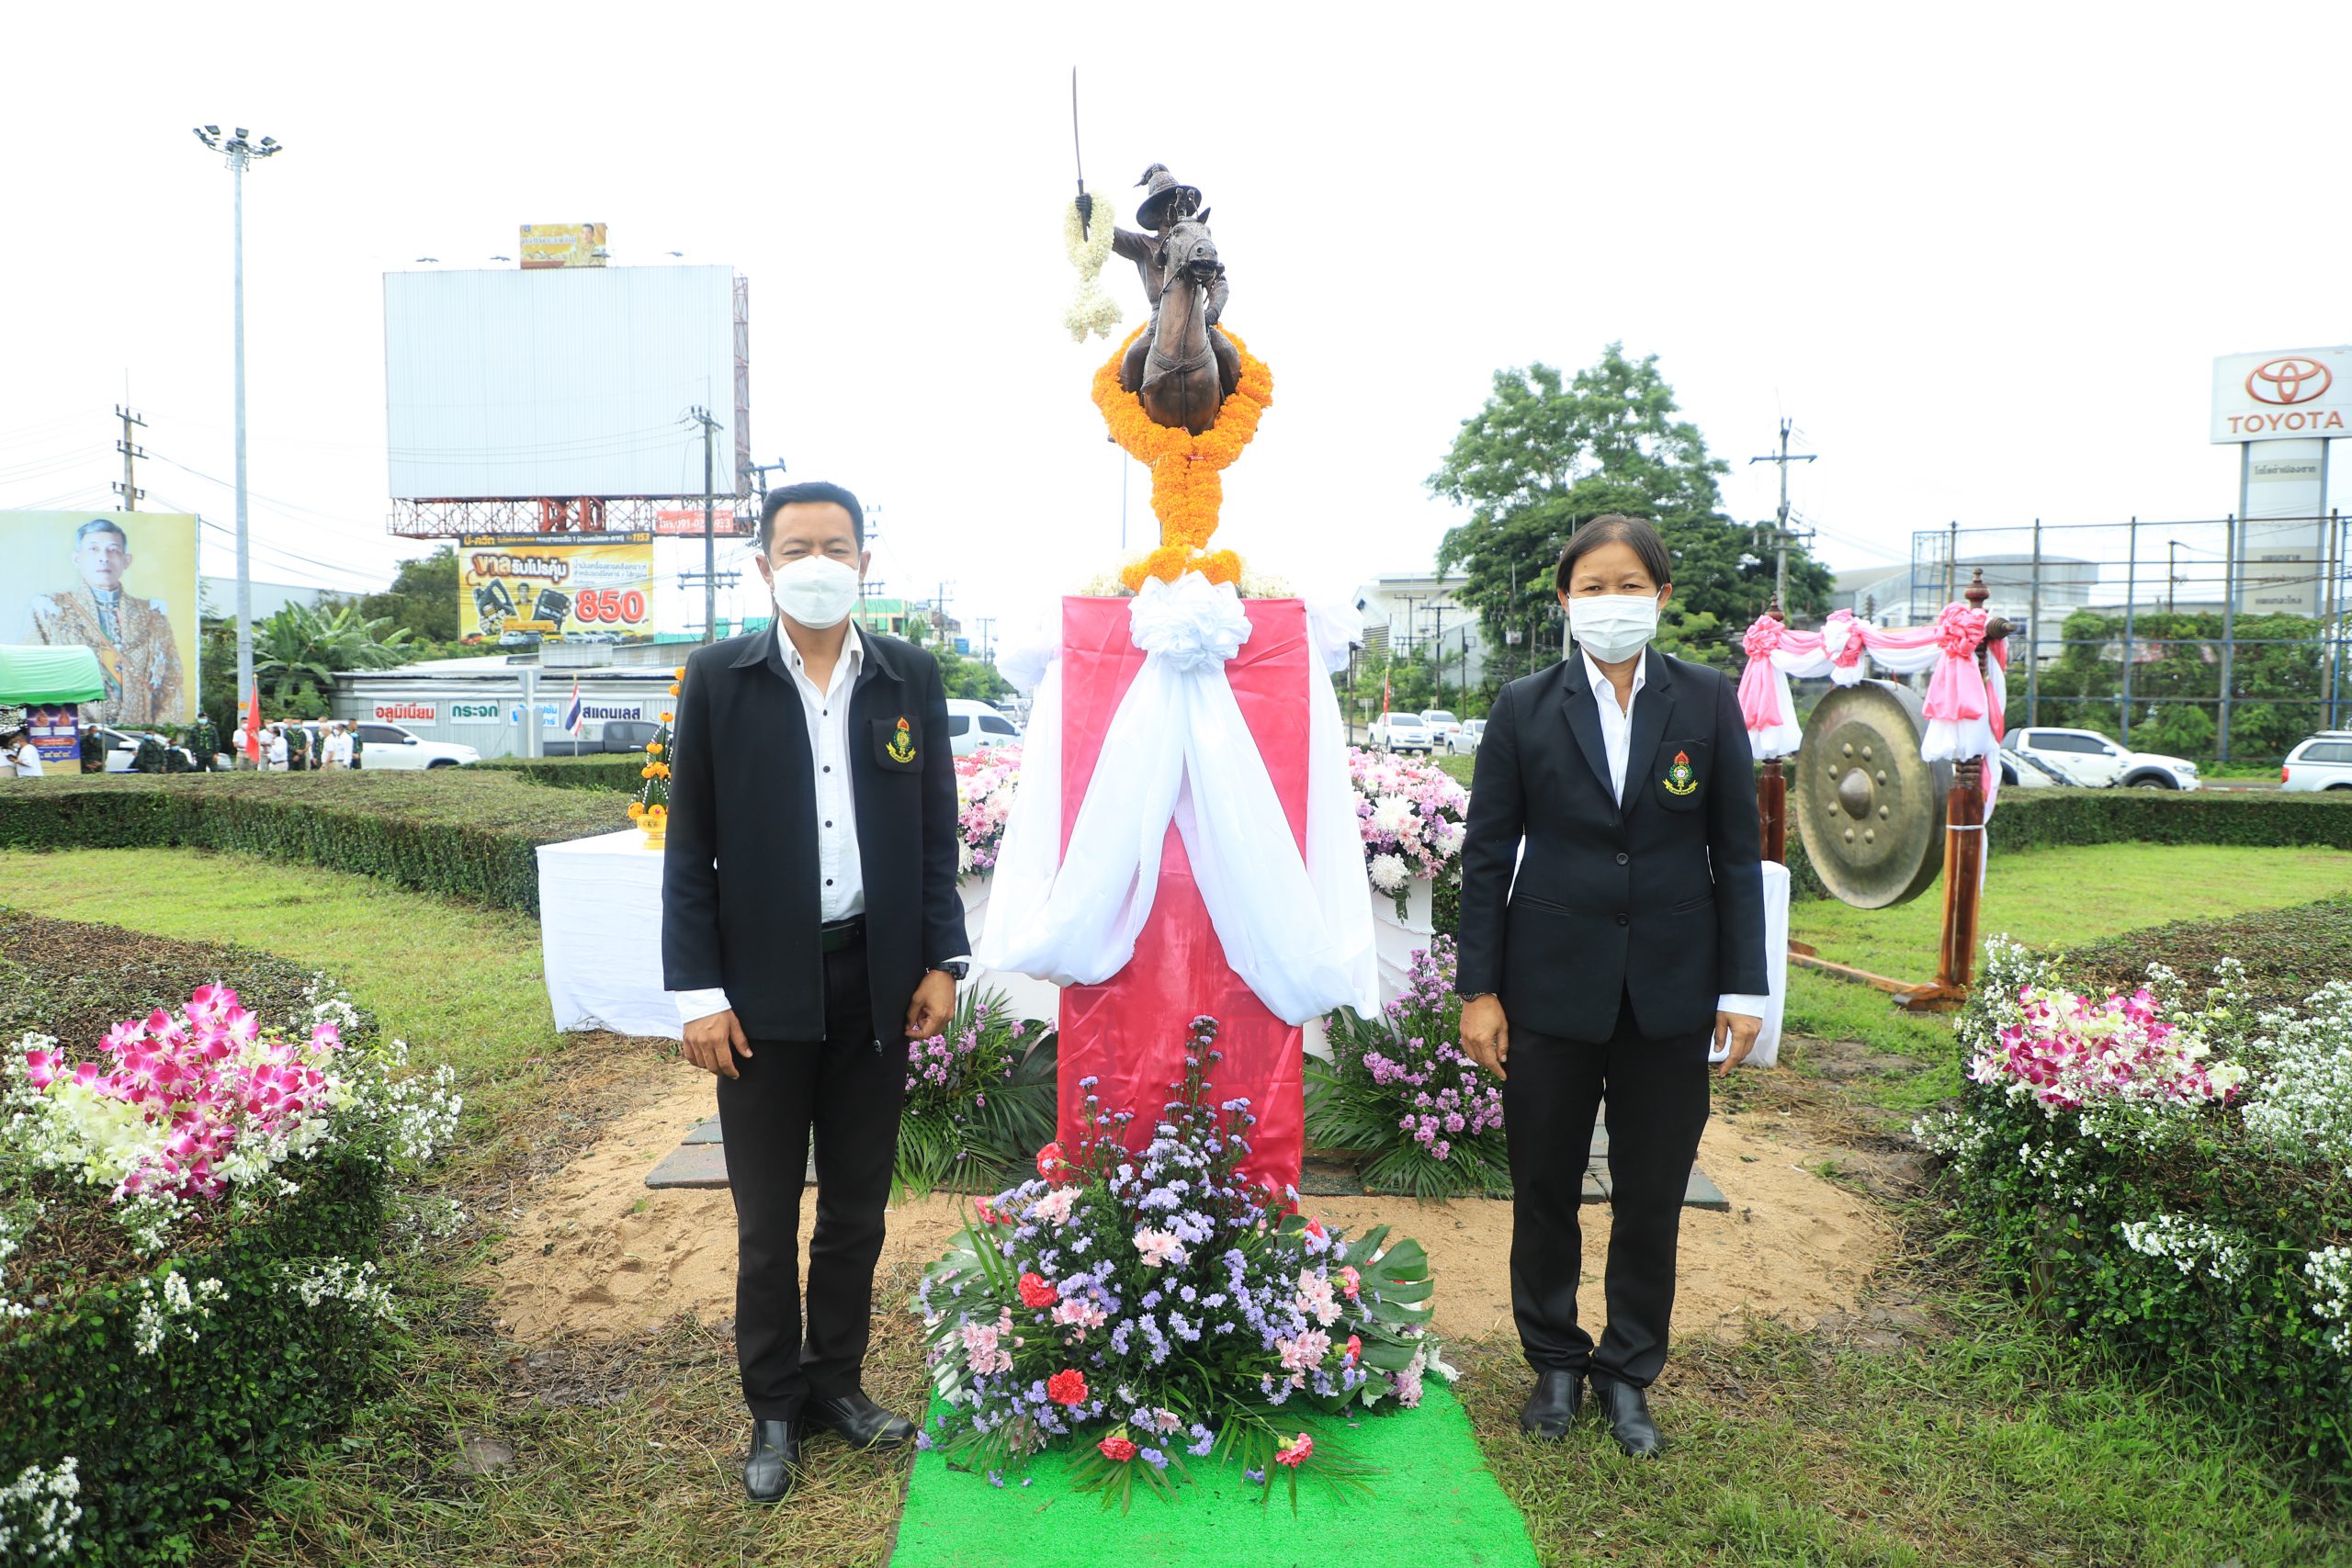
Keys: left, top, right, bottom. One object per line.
{"left": 974, "top": 574, "right": 1377, "bottom": 1026}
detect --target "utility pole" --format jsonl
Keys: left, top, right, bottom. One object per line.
{"left": 112, "top": 406, "right": 146, "bottom": 509}
{"left": 1748, "top": 418, "right": 1818, "bottom": 608}
{"left": 747, "top": 457, "right": 787, "bottom": 498}
{"left": 975, "top": 615, "right": 995, "bottom": 665}
{"left": 688, "top": 406, "right": 721, "bottom": 642}
{"left": 1424, "top": 602, "right": 1450, "bottom": 707}
{"left": 193, "top": 125, "right": 282, "bottom": 743}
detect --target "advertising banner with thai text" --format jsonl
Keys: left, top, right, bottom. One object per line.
{"left": 458, "top": 532, "right": 656, "bottom": 645}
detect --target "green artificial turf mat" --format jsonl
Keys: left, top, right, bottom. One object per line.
{"left": 889, "top": 1382, "right": 1535, "bottom": 1567}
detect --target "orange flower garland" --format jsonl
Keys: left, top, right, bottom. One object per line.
{"left": 1091, "top": 323, "right": 1273, "bottom": 591}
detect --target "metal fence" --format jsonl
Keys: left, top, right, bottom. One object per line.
{"left": 1836, "top": 513, "right": 2352, "bottom": 763}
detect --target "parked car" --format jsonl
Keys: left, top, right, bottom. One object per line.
{"left": 1995, "top": 746, "right": 2070, "bottom": 788}
{"left": 353, "top": 721, "right": 480, "bottom": 770}
{"left": 88, "top": 724, "right": 196, "bottom": 773}
{"left": 542, "top": 719, "right": 659, "bottom": 757}
{"left": 2004, "top": 727, "right": 2200, "bottom": 790}
{"left": 947, "top": 699, "right": 1022, "bottom": 757}
{"left": 1368, "top": 712, "right": 1434, "bottom": 755}
{"left": 2281, "top": 732, "right": 2352, "bottom": 791}
{"left": 1446, "top": 717, "right": 1486, "bottom": 756}
{"left": 1419, "top": 709, "right": 1462, "bottom": 744}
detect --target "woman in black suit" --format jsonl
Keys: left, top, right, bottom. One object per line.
{"left": 1455, "top": 514, "right": 1769, "bottom": 1457}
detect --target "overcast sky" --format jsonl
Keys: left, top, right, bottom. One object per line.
{"left": 5, "top": 2, "right": 2348, "bottom": 637}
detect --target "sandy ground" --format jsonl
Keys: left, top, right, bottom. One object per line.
{"left": 484, "top": 1065, "right": 1890, "bottom": 1346}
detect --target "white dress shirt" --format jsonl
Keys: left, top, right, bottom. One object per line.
{"left": 1580, "top": 649, "right": 1765, "bottom": 1022}
{"left": 674, "top": 620, "right": 867, "bottom": 1027}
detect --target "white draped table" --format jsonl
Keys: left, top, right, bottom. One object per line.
{"left": 533, "top": 830, "right": 1787, "bottom": 1062}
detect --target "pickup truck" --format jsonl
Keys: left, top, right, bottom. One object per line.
{"left": 540, "top": 720, "right": 659, "bottom": 758}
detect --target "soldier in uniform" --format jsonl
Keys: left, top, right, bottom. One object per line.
{"left": 30, "top": 518, "right": 187, "bottom": 728}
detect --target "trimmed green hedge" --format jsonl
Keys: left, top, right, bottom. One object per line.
{"left": 0, "top": 914, "right": 392, "bottom": 1563}
{"left": 479, "top": 754, "right": 648, "bottom": 794}
{"left": 1785, "top": 788, "right": 2352, "bottom": 900}
{"left": 0, "top": 773, "right": 625, "bottom": 915}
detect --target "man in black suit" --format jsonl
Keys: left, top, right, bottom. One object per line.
{"left": 663, "top": 480, "right": 968, "bottom": 1503}
{"left": 1456, "top": 514, "right": 1768, "bottom": 1458}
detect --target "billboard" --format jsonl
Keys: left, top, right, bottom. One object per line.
{"left": 520, "top": 222, "right": 607, "bottom": 269}
{"left": 0, "top": 511, "right": 199, "bottom": 727}
{"left": 383, "top": 265, "right": 741, "bottom": 498}
{"left": 2211, "top": 347, "right": 2352, "bottom": 443}
{"left": 458, "top": 532, "right": 656, "bottom": 644}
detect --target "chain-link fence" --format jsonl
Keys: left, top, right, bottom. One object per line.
{"left": 1828, "top": 513, "right": 2352, "bottom": 764}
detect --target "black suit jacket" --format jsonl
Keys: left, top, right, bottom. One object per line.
{"left": 1455, "top": 647, "right": 1769, "bottom": 1050}
{"left": 661, "top": 624, "right": 969, "bottom": 1042}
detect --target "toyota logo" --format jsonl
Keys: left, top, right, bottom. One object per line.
{"left": 2247, "top": 356, "right": 2333, "bottom": 406}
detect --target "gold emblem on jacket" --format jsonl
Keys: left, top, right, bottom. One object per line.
{"left": 1663, "top": 749, "right": 1699, "bottom": 796}
{"left": 888, "top": 716, "right": 917, "bottom": 764}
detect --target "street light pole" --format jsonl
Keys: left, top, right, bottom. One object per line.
{"left": 193, "top": 126, "right": 280, "bottom": 744}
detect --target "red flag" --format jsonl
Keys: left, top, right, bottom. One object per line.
{"left": 243, "top": 689, "right": 262, "bottom": 763}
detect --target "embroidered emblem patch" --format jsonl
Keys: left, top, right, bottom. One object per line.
{"left": 1663, "top": 749, "right": 1699, "bottom": 795}
{"left": 887, "top": 716, "right": 917, "bottom": 764}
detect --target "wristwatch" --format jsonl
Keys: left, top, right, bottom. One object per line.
{"left": 933, "top": 961, "right": 970, "bottom": 982}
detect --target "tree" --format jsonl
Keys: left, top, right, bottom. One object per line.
{"left": 253, "top": 603, "right": 414, "bottom": 708}
{"left": 1429, "top": 344, "right": 1832, "bottom": 680}
{"left": 358, "top": 547, "right": 460, "bottom": 645}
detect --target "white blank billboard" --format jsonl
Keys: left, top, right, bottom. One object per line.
{"left": 384, "top": 265, "right": 739, "bottom": 499}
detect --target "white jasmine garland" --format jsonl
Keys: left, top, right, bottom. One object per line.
{"left": 1060, "top": 194, "right": 1122, "bottom": 344}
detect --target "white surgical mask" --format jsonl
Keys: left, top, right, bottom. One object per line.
{"left": 1568, "top": 593, "right": 1661, "bottom": 663}
{"left": 769, "top": 555, "right": 861, "bottom": 630}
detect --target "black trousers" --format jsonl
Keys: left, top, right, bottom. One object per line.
{"left": 715, "top": 936, "right": 905, "bottom": 1420}
{"left": 1502, "top": 997, "right": 1711, "bottom": 1388}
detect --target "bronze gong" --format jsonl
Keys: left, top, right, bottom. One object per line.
{"left": 1791, "top": 680, "right": 1951, "bottom": 908}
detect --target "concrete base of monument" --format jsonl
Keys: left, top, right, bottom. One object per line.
{"left": 643, "top": 1118, "right": 1730, "bottom": 1210}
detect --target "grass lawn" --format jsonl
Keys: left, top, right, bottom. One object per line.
{"left": 1789, "top": 842, "right": 2352, "bottom": 987}
{"left": 8, "top": 843, "right": 2352, "bottom": 1566}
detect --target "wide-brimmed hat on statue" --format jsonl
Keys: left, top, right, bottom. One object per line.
{"left": 1135, "top": 164, "right": 1204, "bottom": 231}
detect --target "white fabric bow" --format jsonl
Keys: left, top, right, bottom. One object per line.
{"left": 976, "top": 574, "right": 1377, "bottom": 1025}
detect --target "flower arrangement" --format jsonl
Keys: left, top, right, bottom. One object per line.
{"left": 1091, "top": 324, "right": 1273, "bottom": 592}
{"left": 1965, "top": 971, "right": 2245, "bottom": 1115}
{"left": 1061, "top": 193, "right": 1122, "bottom": 344}
{"left": 955, "top": 743, "right": 1023, "bottom": 883}
{"left": 628, "top": 666, "right": 684, "bottom": 843}
{"left": 2, "top": 984, "right": 460, "bottom": 1317}
{"left": 898, "top": 987, "right": 1058, "bottom": 1200}
{"left": 1344, "top": 748, "right": 1469, "bottom": 914}
{"left": 1074, "top": 561, "right": 1296, "bottom": 601}
{"left": 1308, "top": 938, "right": 1509, "bottom": 1198}
{"left": 915, "top": 1017, "right": 1446, "bottom": 1509}
{"left": 1917, "top": 938, "right": 2352, "bottom": 1468}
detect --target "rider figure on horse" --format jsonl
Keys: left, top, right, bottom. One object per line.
{"left": 1114, "top": 164, "right": 1239, "bottom": 416}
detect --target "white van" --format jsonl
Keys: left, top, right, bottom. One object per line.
{"left": 946, "top": 699, "right": 1021, "bottom": 757}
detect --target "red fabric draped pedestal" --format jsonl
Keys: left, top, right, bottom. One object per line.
{"left": 1055, "top": 595, "right": 1311, "bottom": 1192}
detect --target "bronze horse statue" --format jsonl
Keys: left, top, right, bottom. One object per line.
{"left": 1118, "top": 217, "right": 1240, "bottom": 434}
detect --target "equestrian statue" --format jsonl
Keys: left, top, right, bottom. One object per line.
{"left": 1114, "top": 164, "right": 1240, "bottom": 434}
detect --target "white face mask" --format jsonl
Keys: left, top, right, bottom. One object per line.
{"left": 1568, "top": 593, "right": 1661, "bottom": 663}
{"left": 769, "top": 555, "right": 861, "bottom": 630}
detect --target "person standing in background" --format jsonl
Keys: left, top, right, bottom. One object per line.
{"left": 0, "top": 712, "right": 44, "bottom": 778}
{"left": 266, "top": 723, "right": 288, "bottom": 773}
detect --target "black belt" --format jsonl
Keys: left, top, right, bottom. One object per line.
{"left": 820, "top": 915, "right": 865, "bottom": 953}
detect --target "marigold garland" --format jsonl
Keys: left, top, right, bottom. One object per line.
{"left": 1091, "top": 322, "right": 1272, "bottom": 591}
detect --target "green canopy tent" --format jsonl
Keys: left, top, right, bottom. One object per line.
{"left": 0, "top": 644, "right": 108, "bottom": 706}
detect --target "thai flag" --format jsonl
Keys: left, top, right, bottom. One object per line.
{"left": 563, "top": 679, "right": 582, "bottom": 737}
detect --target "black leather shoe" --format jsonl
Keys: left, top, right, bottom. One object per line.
{"left": 1518, "top": 1370, "right": 1585, "bottom": 1439}
{"left": 805, "top": 1389, "right": 919, "bottom": 1450}
{"left": 1590, "top": 1372, "right": 1662, "bottom": 1458}
{"left": 744, "top": 1418, "right": 800, "bottom": 1503}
